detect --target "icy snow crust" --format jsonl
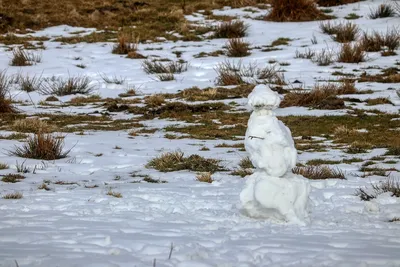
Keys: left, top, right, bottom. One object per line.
{"left": 0, "top": 0, "right": 400, "bottom": 266}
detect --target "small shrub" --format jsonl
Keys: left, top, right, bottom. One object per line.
{"left": 146, "top": 150, "right": 224, "bottom": 173}
{"left": 142, "top": 60, "right": 188, "bottom": 74}
{"left": 9, "top": 133, "right": 71, "bottom": 160}
{"left": 337, "top": 43, "right": 366, "bottom": 63}
{"left": 2, "top": 192, "right": 23, "bottom": 199}
{"left": 10, "top": 47, "right": 41, "bottom": 66}
{"left": 13, "top": 118, "right": 54, "bottom": 133}
{"left": 1, "top": 173, "right": 25, "bottom": 183}
{"left": 196, "top": 172, "right": 214, "bottom": 183}
{"left": 369, "top": 4, "right": 395, "bottom": 19}
{"left": 266, "top": 0, "right": 327, "bottom": 22}
{"left": 0, "top": 71, "right": 16, "bottom": 113}
{"left": 293, "top": 165, "right": 345, "bottom": 179}
{"left": 355, "top": 178, "right": 400, "bottom": 201}
{"left": 18, "top": 74, "right": 44, "bottom": 92}
{"left": 40, "top": 75, "right": 94, "bottom": 96}
{"left": 112, "top": 33, "right": 139, "bottom": 55}
{"left": 226, "top": 38, "right": 251, "bottom": 57}
{"left": 213, "top": 20, "right": 249, "bottom": 38}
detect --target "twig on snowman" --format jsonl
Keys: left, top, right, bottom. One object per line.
{"left": 248, "top": 135, "right": 265, "bottom": 140}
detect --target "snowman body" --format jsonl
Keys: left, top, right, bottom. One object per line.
{"left": 240, "top": 85, "right": 310, "bottom": 225}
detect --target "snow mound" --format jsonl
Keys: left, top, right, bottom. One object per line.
{"left": 245, "top": 108, "right": 297, "bottom": 177}
{"left": 247, "top": 84, "right": 281, "bottom": 110}
{"left": 240, "top": 172, "right": 310, "bottom": 225}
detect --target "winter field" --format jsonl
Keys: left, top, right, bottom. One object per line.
{"left": 0, "top": 0, "right": 400, "bottom": 266}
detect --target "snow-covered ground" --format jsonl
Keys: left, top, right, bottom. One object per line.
{"left": 0, "top": 0, "right": 400, "bottom": 266}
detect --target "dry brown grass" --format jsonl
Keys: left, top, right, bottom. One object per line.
{"left": 13, "top": 118, "right": 55, "bottom": 133}
{"left": 1, "top": 173, "right": 25, "bottom": 183}
{"left": 266, "top": 0, "right": 328, "bottom": 22}
{"left": 356, "top": 178, "right": 400, "bottom": 201}
{"left": 226, "top": 38, "right": 251, "bottom": 57}
{"left": 280, "top": 82, "right": 356, "bottom": 109}
{"left": 112, "top": 33, "right": 139, "bottom": 55}
{"left": 337, "top": 43, "right": 366, "bottom": 63}
{"left": 196, "top": 172, "right": 214, "bottom": 183}
{"left": 146, "top": 150, "right": 224, "bottom": 173}
{"left": 10, "top": 47, "right": 41, "bottom": 66}
{"left": 144, "top": 94, "right": 166, "bottom": 107}
{"left": 319, "top": 21, "right": 359, "bottom": 42}
{"left": 213, "top": 20, "right": 249, "bottom": 38}
{"left": 9, "top": 133, "right": 71, "bottom": 160}
{"left": 2, "top": 192, "right": 23, "bottom": 199}
{"left": 107, "top": 189, "right": 122, "bottom": 198}
{"left": 0, "top": 71, "right": 16, "bottom": 113}
{"left": 360, "top": 28, "right": 400, "bottom": 53}
{"left": 293, "top": 165, "right": 345, "bottom": 179}
{"left": 369, "top": 4, "right": 396, "bottom": 19}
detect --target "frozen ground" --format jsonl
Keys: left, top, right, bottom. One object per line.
{"left": 0, "top": 0, "right": 400, "bottom": 266}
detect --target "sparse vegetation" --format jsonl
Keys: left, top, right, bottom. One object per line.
{"left": 142, "top": 60, "right": 188, "bottom": 74}
{"left": 0, "top": 71, "right": 16, "bottom": 113}
{"left": 356, "top": 178, "right": 400, "bottom": 201}
{"left": 293, "top": 165, "right": 345, "bottom": 179}
{"left": 13, "top": 118, "right": 55, "bottom": 133}
{"left": 18, "top": 74, "right": 44, "bottom": 92}
{"left": 9, "top": 133, "right": 71, "bottom": 160}
{"left": 311, "top": 47, "right": 336, "bottom": 66}
{"left": 0, "top": 163, "right": 9, "bottom": 170}
{"left": 112, "top": 33, "right": 139, "bottom": 55}
{"left": 107, "top": 189, "right": 122, "bottom": 198}
{"left": 146, "top": 150, "right": 224, "bottom": 173}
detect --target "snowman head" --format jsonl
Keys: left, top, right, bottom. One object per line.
{"left": 247, "top": 84, "right": 281, "bottom": 111}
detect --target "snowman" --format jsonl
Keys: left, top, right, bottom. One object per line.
{"left": 240, "top": 84, "right": 310, "bottom": 225}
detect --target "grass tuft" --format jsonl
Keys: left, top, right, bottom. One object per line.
{"left": 266, "top": 0, "right": 328, "bottom": 22}
{"left": 146, "top": 150, "right": 224, "bottom": 173}
{"left": 107, "top": 189, "right": 122, "bottom": 198}
{"left": 356, "top": 178, "right": 400, "bottom": 201}
{"left": 1, "top": 173, "right": 25, "bottom": 183}
{"left": 293, "top": 165, "right": 345, "bottom": 179}
{"left": 10, "top": 47, "right": 41, "bottom": 66}
{"left": 13, "top": 118, "right": 55, "bottom": 133}
{"left": 0, "top": 70, "right": 16, "bottom": 113}
{"left": 196, "top": 172, "right": 214, "bottom": 183}
{"left": 2, "top": 192, "right": 23, "bottom": 199}
{"left": 112, "top": 33, "right": 139, "bottom": 55}
{"left": 40, "top": 75, "right": 94, "bottom": 96}
{"left": 369, "top": 4, "right": 395, "bottom": 19}
{"left": 337, "top": 43, "right": 366, "bottom": 63}
{"left": 226, "top": 38, "right": 251, "bottom": 57}
{"left": 142, "top": 60, "right": 188, "bottom": 74}
{"left": 9, "top": 133, "right": 71, "bottom": 160}
{"left": 213, "top": 20, "right": 248, "bottom": 38}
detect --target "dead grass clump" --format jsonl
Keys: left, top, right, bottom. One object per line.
{"left": 9, "top": 133, "right": 71, "bottom": 160}
{"left": 337, "top": 43, "right": 366, "bottom": 63}
{"left": 38, "top": 183, "right": 51, "bottom": 191}
{"left": 360, "top": 28, "right": 400, "bottom": 53}
{"left": 226, "top": 38, "right": 251, "bottom": 57}
{"left": 231, "top": 156, "right": 254, "bottom": 177}
{"left": 356, "top": 178, "right": 400, "bottom": 201}
{"left": 0, "top": 163, "right": 9, "bottom": 169}
{"left": 333, "top": 125, "right": 357, "bottom": 137}
{"left": 366, "top": 97, "right": 392, "bottom": 106}
{"left": 295, "top": 48, "right": 316, "bottom": 59}
{"left": 369, "top": 4, "right": 396, "bottom": 19}
{"left": 112, "top": 33, "right": 138, "bottom": 55}
{"left": 107, "top": 189, "right": 122, "bottom": 198}
{"left": 1, "top": 173, "right": 25, "bottom": 183}
{"left": 213, "top": 20, "right": 249, "bottom": 38}
{"left": 280, "top": 83, "right": 353, "bottom": 109}
{"left": 2, "top": 192, "right": 23, "bottom": 199}
{"left": 144, "top": 94, "right": 165, "bottom": 107}
{"left": 156, "top": 73, "right": 175, "bottom": 81}
{"left": 0, "top": 71, "right": 16, "bottom": 113}
{"left": 13, "top": 118, "right": 54, "bottom": 133}
{"left": 40, "top": 76, "right": 94, "bottom": 96}
{"left": 19, "top": 74, "right": 43, "bottom": 92}
{"left": 266, "top": 0, "right": 328, "bottom": 22}
{"left": 346, "top": 141, "right": 371, "bottom": 154}
{"left": 311, "top": 47, "right": 336, "bottom": 66}
{"left": 215, "top": 61, "right": 246, "bottom": 86}
{"left": 293, "top": 165, "right": 345, "bottom": 179}
{"left": 196, "top": 172, "right": 214, "bottom": 183}
{"left": 320, "top": 21, "right": 359, "bottom": 42}
{"left": 10, "top": 47, "right": 41, "bottom": 66}
{"left": 146, "top": 150, "right": 224, "bottom": 173}
{"left": 142, "top": 60, "right": 188, "bottom": 74}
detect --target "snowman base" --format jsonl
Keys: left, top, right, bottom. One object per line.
{"left": 240, "top": 172, "right": 310, "bottom": 225}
